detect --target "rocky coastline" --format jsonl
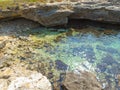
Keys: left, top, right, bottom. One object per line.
{"left": 0, "top": 0, "right": 120, "bottom": 90}
{"left": 0, "top": 1, "right": 120, "bottom": 27}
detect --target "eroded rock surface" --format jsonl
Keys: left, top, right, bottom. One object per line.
{"left": 0, "top": 1, "right": 120, "bottom": 26}
{"left": 62, "top": 71, "right": 102, "bottom": 90}
{"left": 0, "top": 60, "right": 52, "bottom": 90}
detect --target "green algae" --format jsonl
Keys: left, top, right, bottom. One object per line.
{"left": 24, "top": 27, "right": 120, "bottom": 89}
{"left": 1, "top": 26, "right": 120, "bottom": 89}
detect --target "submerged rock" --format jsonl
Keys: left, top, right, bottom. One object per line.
{"left": 62, "top": 71, "right": 102, "bottom": 90}
{"left": 55, "top": 60, "right": 68, "bottom": 71}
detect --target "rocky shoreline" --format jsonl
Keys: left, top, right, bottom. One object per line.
{"left": 0, "top": 18, "right": 103, "bottom": 90}
{"left": 0, "top": 1, "right": 120, "bottom": 27}
{"left": 0, "top": 1, "right": 120, "bottom": 90}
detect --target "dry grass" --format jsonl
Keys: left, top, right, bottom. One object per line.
{"left": 0, "top": 0, "right": 14, "bottom": 9}
{"left": 0, "top": 0, "right": 64, "bottom": 9}
{"left": 0, "top": 0, "right": 43, "bottom": 9}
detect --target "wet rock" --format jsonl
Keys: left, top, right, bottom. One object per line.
{"left": 84, "top": 49, "right": 96, "bottom": 63}
{"left": 106, "top": 47, "right": 118, "bottom": 54}
{"left": 97, "top": 54, "right": 120, "bottom": 74}
{"left": 26, "top": 60, "right": 63, "bottom": 85}
{"left": 96, "top": 45, "right": 119, "bottom": 55}
{"left": 97, "top": 63, "right": 107, "bottom": 73}
{"left": 107, "top": 63, "right": 120, "bottom": 74}
{"left": 96, "top": 45, "right": 106, "bottom": 51}
{"left": 55, "top": 60, "right": 68, "bottom": 71}
{"left": 62, "top": 71, "right": 102, "bottom": 90}
{"left": 72, "top": 45, "right": 95, "bottom": 63}
{"left": 72, "top": 47, "right": 84, "bottom": 56}
{"left": 102, "top": 55, "right": 117, "bottom": 65}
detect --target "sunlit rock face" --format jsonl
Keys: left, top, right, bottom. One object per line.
{"left": 0, "top": 60, "right": 52, "bottom": 90}
{"left": 0, "top": 1, "right": 120, "bottom": 26}
{"left": 8, "top": 73, "right": 51, "bottom": 90}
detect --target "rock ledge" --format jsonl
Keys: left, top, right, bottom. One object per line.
{"left": 0, "top": 2, "right": 120, "bottom": 26}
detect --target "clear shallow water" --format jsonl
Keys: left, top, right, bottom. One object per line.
{"left": 30, "top": 27, "right": 120, "bottom": 89}
{"left": 1, "top": 19, "right": 120, "bottom": 89}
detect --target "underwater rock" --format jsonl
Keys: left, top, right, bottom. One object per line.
{"left": 96, "top": 45, "right": 119, "bottom": 55}
{"left": 62, "top": 71, "right": 102, "bottom": 90}
{"left": 96, "top": 45, "right": 106, "bottom": 51}
{"left": 102, "top": 55, "right": 118, "bottom": 65}
{"left": 97, "top": 54, "right": 119, "bottom": 74}
{"left": 84, "top": 49, "right": 96, "bottom": 63}
{"left": 72, "top": 45, "right": 95, "bottom": 63}
{"left": 97, "top": 63, "right": 107, "bottom": 72}
{"left": 106, "top": 47, "right": 118, "bottom": 54}
{"left": 55, "top": 60, "right": 68, "bottom": 71}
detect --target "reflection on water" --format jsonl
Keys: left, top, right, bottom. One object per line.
{"left": 31, "top": 27, "right": 120, "bottom": 89}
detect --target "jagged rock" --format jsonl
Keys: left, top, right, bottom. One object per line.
{"left": 62, "top": 71, "right": 102, "bottom": 90}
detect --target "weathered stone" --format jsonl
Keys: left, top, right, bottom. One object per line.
{"left": 21, "top": 4, "right": 73, "bottom": 27}
{"left": 0, "top": 1, "right": 120, "bottom": 27}
{"left": 7, "top": 73, "right": 51, "bottom": 90}
{"left": 62, "top": 71, "right": 102, "bottom": 90}
{"left": 0, "top": 60, "right": 52, "bottom": 90}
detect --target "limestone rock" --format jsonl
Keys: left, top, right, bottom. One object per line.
{"left": 62, "top": 71, "right": 102, "bottom": 90}
{"left": 7, "top": 73, "right": 51, "bottom": 90}
{"left": 0, "top": 1, "right": 120, "bottom": 26}
{"left": 21, "top": 4, "right": 73, "bottom": 27}
{"left": 0, "top": 60, "right": 52, "bottom": 90}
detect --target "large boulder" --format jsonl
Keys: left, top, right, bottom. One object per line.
{"left": 62, "top": 71, "right": 102, "bottom": 90}
{"left": 0, "top": 60, "right": 52, "bottom": 90}
{"left": 7, "top": 73, "right": 51, "bottom": 90}
{"left": 21, "top": 4, "right": 73, "bottom": 27}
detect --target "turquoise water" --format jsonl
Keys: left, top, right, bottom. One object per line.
{"left": 32, "top": 27, "right": 120, "bottom": 89}
{"left": 25, "top": 26, "right": 120, "bottom": 89}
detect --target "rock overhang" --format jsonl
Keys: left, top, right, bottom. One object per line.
{"left": 0, "top": 2, "right": 120, "bottom": 27}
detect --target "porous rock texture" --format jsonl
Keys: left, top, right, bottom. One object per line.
{"left": 0, "top": 0, "right": 120, "bottom": 27}
{"left": 0, "top": 60, "right": 52, "bottom": 90}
